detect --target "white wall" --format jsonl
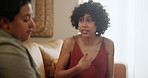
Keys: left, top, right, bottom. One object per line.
{"left": 100, "top": 0, "right": 148, "bottom": 78}
{"left": 134, "top": 0, "right": 148, "bottom": 78}
{"left": 28, "top": 0, "right": 78, "bottom": 42}
{"left": 102, "top": 0, "right": 148, "bottom": 78}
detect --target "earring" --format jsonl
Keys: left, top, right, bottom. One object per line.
{"left": 78, "top": 30, "right": 81, "bottom": 34}
{"left": 96, "top": 32, "right": 98, "bottom": 35}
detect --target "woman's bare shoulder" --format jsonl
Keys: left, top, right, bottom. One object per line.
{"left": 64, "top": 36, "right": 74, "bottom": 45}
{"left": 62, "top": 36, "right": 75, "bottom": 50}
{"left": 103, "top": 37, "right": 114, "bottom": 46}
{"left": 103, "top": 37, "right": 114, "bottom": 54}
{"left": 63, "top": 35, "right": 80, "bottom": 45}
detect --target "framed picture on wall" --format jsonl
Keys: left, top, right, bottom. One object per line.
{"left": 31, "top": 0, "right": 53, "bottom": 37}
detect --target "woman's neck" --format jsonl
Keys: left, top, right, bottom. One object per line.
{"left": 79, "top": 34, "right": 101, "bottom": 46}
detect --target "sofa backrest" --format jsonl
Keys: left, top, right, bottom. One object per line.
{"left": 23, "top": 39, "right": 63, "bottom": 78}
{"left": 23, "top": 42, "right": 46, "bottom": 78}
{"left": 38, "top": 39, "right": 63, "bottom": 77}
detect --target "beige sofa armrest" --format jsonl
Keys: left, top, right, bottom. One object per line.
{"left": 23, "top": 39, "right": 63, "bottom": 78}
{"left": 23, "top": 42, "right": 46, "bottom": 78}
{"left": 38, "top": 39, "right": 63, "bottom": 78}
{"left": 114, "top": 63, "right": 126, "bottom": 78}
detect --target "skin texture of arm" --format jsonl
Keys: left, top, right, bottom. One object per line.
{"left": 104, "top": 37, "right": 115, "bottom": 78}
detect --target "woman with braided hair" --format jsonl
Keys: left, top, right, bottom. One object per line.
{"left": 55, "top": 0, "right": 114, "bottom": 78}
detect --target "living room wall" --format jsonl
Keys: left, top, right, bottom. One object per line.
{"left": 28, "top": 0, "right": 78, "bottom": 42}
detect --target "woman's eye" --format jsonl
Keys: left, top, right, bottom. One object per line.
{"left": 79, "top": 19, "right": 84, "bottom": 22}
{"left": 23, "top": 16, "right": 30, "bottom": 22}
{"left": 23, "top": 19, "right": 29, "bottom": 22}
{"left": 86, "top": 19, "right": 94, "bottom": 22}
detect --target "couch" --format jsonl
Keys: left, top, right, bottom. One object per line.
{"left": 23, "top": 39, "right": 126, "bottom": 78}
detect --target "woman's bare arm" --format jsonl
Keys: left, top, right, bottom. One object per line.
{"left": 104, "top": 38, "right": 114, "bottom": 78}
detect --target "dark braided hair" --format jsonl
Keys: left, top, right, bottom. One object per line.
{"left": 71, "top": 1, "right": 110, "bottom": 36}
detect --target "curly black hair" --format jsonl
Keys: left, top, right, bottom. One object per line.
{"left": 71, "top": 2, "right": 110, "bottom": 36}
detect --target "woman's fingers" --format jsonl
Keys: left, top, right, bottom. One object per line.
{"left": 84, "top": 53, "right": 93, "bottom": 62}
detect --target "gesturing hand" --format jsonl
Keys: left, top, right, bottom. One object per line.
{"left": 76, "top": 53, "right": 93, "bottom": 71}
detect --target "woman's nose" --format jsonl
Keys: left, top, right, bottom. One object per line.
{"left": 82, "top": 21, "right": 88, "bottom": 28}
{"left": 82, "top": 25, "right": 87, "bottom": 28}
{"left": 30, "top": 19, "right": 36, "bottom": 28}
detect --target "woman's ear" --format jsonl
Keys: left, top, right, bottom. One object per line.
{"left": 0, "top": 18, "right": 9, "bottom": 29}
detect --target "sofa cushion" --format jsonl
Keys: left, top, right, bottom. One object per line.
{"left": 23, "top": 42, "right": 46, "bottom": 78}
{"left": 38, "top": 39, "right": 63, "bottom": 78}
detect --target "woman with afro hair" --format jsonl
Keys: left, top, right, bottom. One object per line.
{"left": 55, "top": 0, "right": 114, "bottom": 78}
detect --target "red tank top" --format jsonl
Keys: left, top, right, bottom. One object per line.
{"left": 67, "top": 37, "right": 108, "bottom": 78}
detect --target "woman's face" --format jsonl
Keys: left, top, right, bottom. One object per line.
{"left": 7, "top": 3, "right": 35, "bottom": 42}
{"left": 78, "top": 14, "right": 97, "bottom": 37}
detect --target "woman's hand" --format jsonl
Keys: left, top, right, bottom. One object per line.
{"left": 76, "top": 53, "right": 93, "bottom": 71}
